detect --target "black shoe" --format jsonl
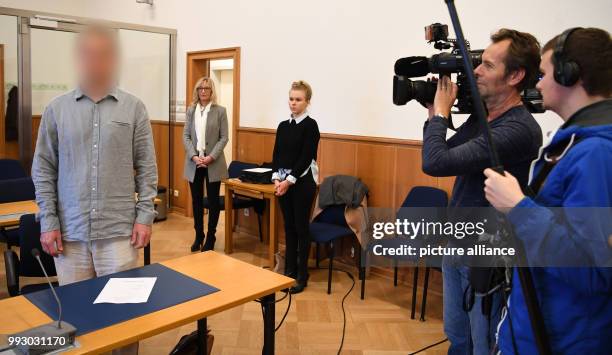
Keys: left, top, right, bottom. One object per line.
{"left": 201, "top": 236, "right": 216, "bottom": 252}
{"left": 190, "top": 240, "right": 203, "bottom": 252}
{"left": 289, "top": 280, "right": 308, "bottom": 294}
{"left": 280, "top": 272, "right": 297, "bottom": 293}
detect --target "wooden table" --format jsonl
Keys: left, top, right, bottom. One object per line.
{"left": 223, "top": 178, "right": 279, "bottom": 267}
{"left": 0, "top": 252, "right": 294, "bottom": 354}
{"left": 0, "top": 199, "right": 161, "bottom": 228}
{"left": 0, "top": 199, "right": 161, "bottom": 264}
{"left": 0, "top": 200, "right": 39, "bottom": 228}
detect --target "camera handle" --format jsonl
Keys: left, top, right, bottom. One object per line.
{"left": 443, "top": 1, "right": 553, "bottom": 355}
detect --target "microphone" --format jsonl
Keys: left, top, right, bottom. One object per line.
{"left": 31, "top": 248, "right": 64, "bottom": 328}
{"left": 9, "top": 248, "right": 76, "bottom": 354}
{"left": 394, "top": 56, "right": 431, "bottom": 77}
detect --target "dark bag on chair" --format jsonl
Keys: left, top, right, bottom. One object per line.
{"left": 169, "top": 329, "right": 213, "bottom": 355}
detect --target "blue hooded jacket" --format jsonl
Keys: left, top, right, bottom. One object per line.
{"left": 497, "top": 100, "right": 612, "bottom": 354}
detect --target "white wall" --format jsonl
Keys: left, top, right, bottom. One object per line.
{"left": 1, "top": 0, "right": 610, "bottom": 138}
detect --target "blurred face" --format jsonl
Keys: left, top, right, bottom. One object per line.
{"left": 289, "top": 89, "right": 309, "bottom": 116}
{"left": 474, "top": 39, "right": 518, "bottom": 101}
{"left": 536, "top": 50, "right": 566, "bottom": 113}
{"left": 77, "top": 32, "right": 117, "bottom": 87}
{"left": 197, "top": 82, "right": 213, "bottom": 103}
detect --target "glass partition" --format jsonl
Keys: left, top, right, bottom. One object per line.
{"left": 118, "top": 29, "right": 170, "bottom": 121}
{"left": 0, "top": 7, "right": 175, "bottom": 207}
{"left": 0, "top": 15, "right": 18, "bottom": 159}
{"left": 30, "top": 28, "right": 78, "bottom": 115}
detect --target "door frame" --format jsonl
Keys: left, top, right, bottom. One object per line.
{"left": 186, "top": 47, "right": 241, "bottom": 160}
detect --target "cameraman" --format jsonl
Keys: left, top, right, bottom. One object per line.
{"left": 422, "top": 29, "right": 542, "bottom": 355}
{"left": 484, "top": 28, "right": 612, "bottom": 354}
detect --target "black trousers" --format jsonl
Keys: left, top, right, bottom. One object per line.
{"left": 189, "top": 166, "right": 221, "bottom": 247}
{"left": 279, "top": 172, "right": 316, "bottom": 283}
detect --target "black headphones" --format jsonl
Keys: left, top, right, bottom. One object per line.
{"left": 553, "top": 27, "right": 582, "bottom": 86}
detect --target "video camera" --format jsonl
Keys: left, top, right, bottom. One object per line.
{"left": 393, "top": 23, "right": 544, "bottom": 114}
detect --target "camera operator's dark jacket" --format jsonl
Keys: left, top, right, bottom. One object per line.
{"left": 422, "top": 106, "right": 542, "bottom": 210}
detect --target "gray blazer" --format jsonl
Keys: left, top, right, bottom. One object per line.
{"left": 183, "top": 103, "right": 229, "bottom": 183}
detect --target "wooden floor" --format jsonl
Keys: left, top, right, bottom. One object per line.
{"left": 0, "top": 212, "right": 448, "bottom": 354}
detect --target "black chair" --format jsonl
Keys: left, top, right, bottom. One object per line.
{"left": 0, "top": 159, "right": 27, "bottom": 181}
{"left": 0, "top": 177, "right": 35, "bottom": 204}
{"left": 203, "top": 161, "right": 265, "bottom": 241}
{"left": 4, "top": 214, "right": 58, "bottom": 296}
{"left": 310, "top": 204, "right": 359, "bottom": 294}
{"left": 408, "top": 187, "right": 447, "bottom": 321}
{"left": 361, "top": 186, "right": 448, "bottom": 320}
{"left": 0, "top": 177, "right": 36, "bottom": 248}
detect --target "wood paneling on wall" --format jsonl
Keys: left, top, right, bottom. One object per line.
{"left": 235, "top": 127, "right": 454, "bottom": 210}
{"left": 170, "top": 122, "right": 189, "bottom": 213}
{"left": 150, "top": 121, "right": 170, "bottom": 189}
{"left": 32, "top": 116, "right": 41, "bottom": 153}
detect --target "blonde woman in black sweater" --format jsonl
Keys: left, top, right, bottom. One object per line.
{"left": 272, "top": 80, "right": 320, "bottom": 294}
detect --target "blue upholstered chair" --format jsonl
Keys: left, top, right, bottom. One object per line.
{"left": 361, "top": 186, "right": 448, "bottom": 320}
{"left": 4, "top": 214, "right": 58, "bottom": 296}
{"left": 0, "top": 159, "right": 27, "bottom": 181}
{"left": 0, "top": 177, "right": 36, "bottom": 248}
{"left": 309, "top": 204, "right": 357, "bottom": 294}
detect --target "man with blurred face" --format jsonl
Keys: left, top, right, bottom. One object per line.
{"left": 421, "top": 29, "right": 543, "bottom": 355}
{"left": 32, "top": 27, "right": 157, "bottom": 353}
{"left": 484, "top": 28, "right": 612, "bottom": 354}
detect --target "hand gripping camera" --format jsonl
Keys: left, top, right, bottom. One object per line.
{"left": 392, "top": 23, "right": 544, "bottom": 114}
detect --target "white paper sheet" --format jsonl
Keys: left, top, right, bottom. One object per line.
{"left": 93, "top": 277, "right": 157, "bottom": 304}
{"left": 242, "top": 167, "right": 272, "bottom": 173}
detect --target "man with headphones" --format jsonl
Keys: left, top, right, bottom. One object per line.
{"left": 484, "top": 28, "right": 612, "bottom": 354}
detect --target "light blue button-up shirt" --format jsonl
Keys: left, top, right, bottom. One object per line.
{"left": 32, "top": 87, "right": 158, "bottom": 241}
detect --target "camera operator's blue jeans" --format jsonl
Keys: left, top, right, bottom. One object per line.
{"left": 442, "top": 255, "right": 502, "bottom": 355}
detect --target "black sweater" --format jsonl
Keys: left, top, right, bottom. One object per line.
{"left": 272, "top": 116, "right": 320, "bottom": 180}
{"left": 422, "top": 106, "right": 542, "bottom": 208}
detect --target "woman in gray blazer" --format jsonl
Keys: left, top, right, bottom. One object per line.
{"left": 183, "top": 77, "right": 229, "bottom": 252}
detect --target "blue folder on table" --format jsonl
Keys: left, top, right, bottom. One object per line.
{"left": 25, "top": 263, "right": 219, "bottom": 335}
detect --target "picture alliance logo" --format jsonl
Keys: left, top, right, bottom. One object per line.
{"left": 372, "top": 218, "right": 488, "bottom": 240}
